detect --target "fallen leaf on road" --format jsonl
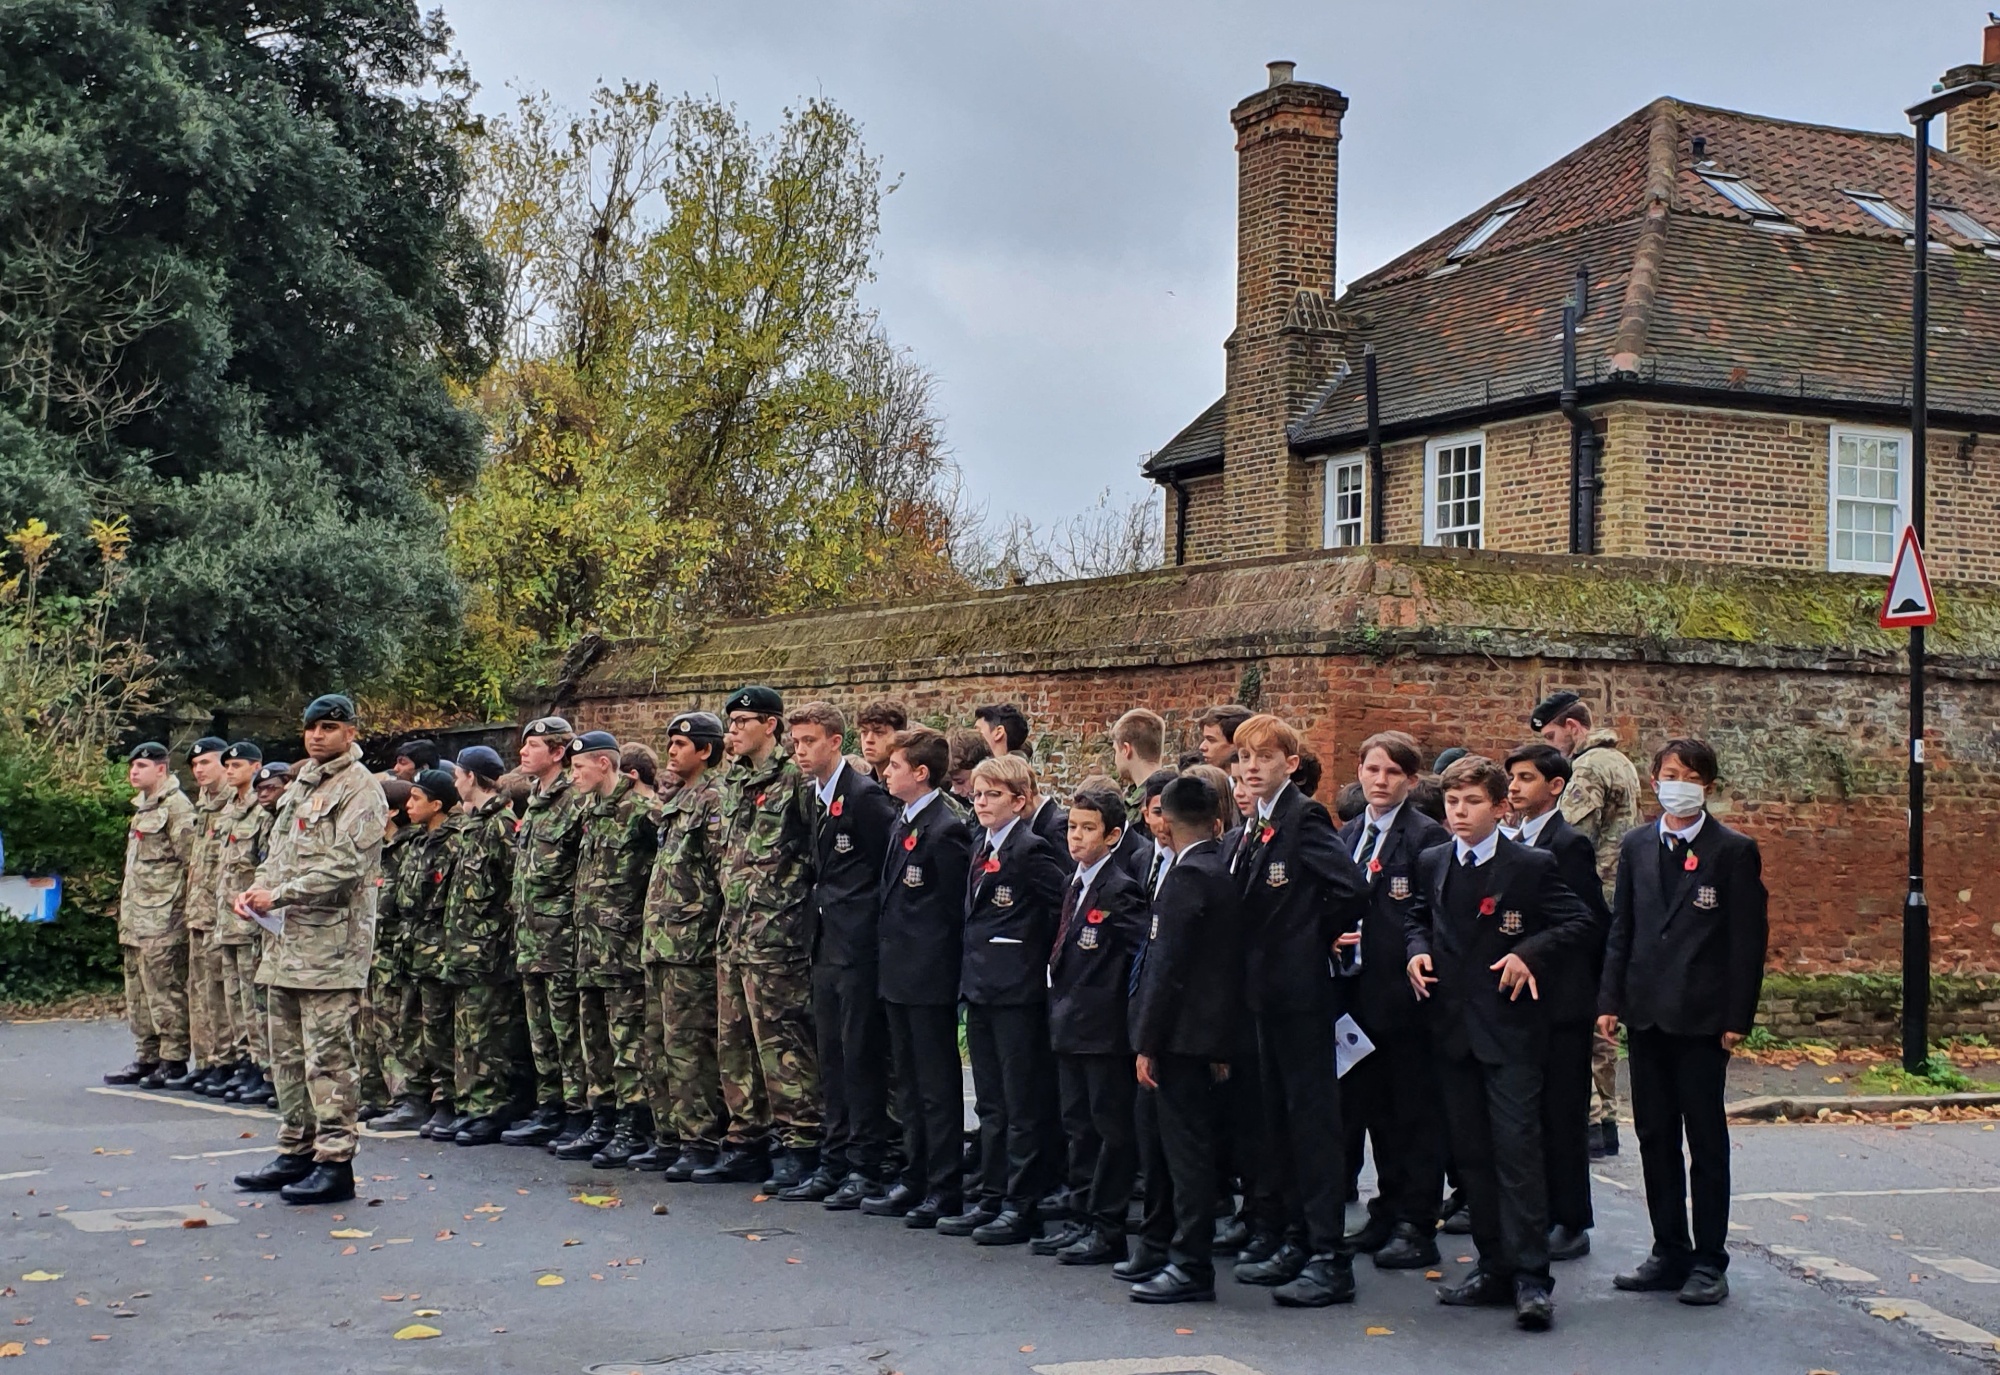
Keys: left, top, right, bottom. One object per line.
{"left": 339, "top": 1246, "right": 357, "bottom": 1256}
{"left": 435, "top": 1230, "right": 455, "bottom": 1241}
{"left": 473, "top": 1204, "right": 504, "bottom": 1214}
{"left": 1911, "top": 1273, "right": 1923, "bottom": 1283}
{"left": 92, "top": 1148, "right": 132, "bottom": 1156}
{"left": 516, "top": 1189, "right": 529, "bottom": 1195}
{"left": 8, "top": 1321, "right": 24, "bottom": 1327}
{"left": 469, "top": 1242, "right": 483, "bottom": 1248}
{"left": 180, "top": 1218, "right": 207, "bottom": 1229}
{"left": 385, "top": 1238, "right": 411, "bottom": 1245}
{"left": 1809, "top": 1369, "right": 1839, "bottom": 1374}
{"left": 392, "top": 1324, "right": 440, "bottom": 1340}
{"left": 412, "top": 1309, "right": 440, "bottom": 1317}
{"left": 380, "top": 1294, "right": 406, "bottom": 1302}
{"left": 1790, "top": 1214, "right": 1810, "bottom": 1222}
{"left": 752, "top": 1194, "right": 770, "bottom": 1203}
{"left": 1424, "top": 1269, "right": 1443, "bottom": 1280}
{"left": 30, "top": 1340, "right": 46, "bottom": 1347}
{"left": 19, "top": 1273, "right": 59, "bottom": 1283}
{"left": 651, "top": 1203, "right": 667, "bottom": 1216}
{"left": 73, "top": 1299, "right": 87, "bottom": 1307}
{"left": 536, "top": 1275, "right": 564, "bottom": 1287}
{"left": 89, "top": 1335, "right": 108, "bottom": 1342}
{"left": 417, "top": 1173, "right": 432, "bottom": 1180}
{"left": 371, "top": 1175, "right": 395, "bottom": 1182}
{"left": 1366, "top": 1326, "right": 1394, "bottom": 1336}
{"left": 1174, "top": 1327, "right": 1194, "bottom": 1335}
{"left": 1020, "top": 1346, "right": 1035, "bottom": 1354}
{"left": 785, "top": 1257, "right": 801, "bottom": 1265}
{"left": 561, "top": 1238, "right": 581, "bottom": 1246}
{"left": 0, "top": 1341, "right": 23, "bottom": 1358}
{"left": 571, "top": 1194, "right": 619, "bottom": 1209}
{"left": 1455, "top": 1255, "right": 1472, "bottom": 1264}
{"left": 625, "top": 1258, "right": 642, "bottom": 1266}
{"left": 330, "top": 1229, "right": 372, "bottom": 1239}
{"left": 744, "top": 1234, "right": 761, "bottom": 1242}
{"left": 238, "top": 1132, "right": 254, "bottom": 1140}
{"left": 128, "top": 1240, "right": 144, "bottom": 1247}
{"left": 492, "top": 1327, "right": 506, "bottom": 1333}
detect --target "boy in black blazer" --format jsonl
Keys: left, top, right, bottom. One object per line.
{"left": 863, "top": 728, "right": 974, "bottom": 1228}
{"left": 1124, "top": 773, "right": 1245, "bottom": 1304}
{"left": 1043, "top": 786, "right": 1149, "bottom": 1265}
{"left": 1599, "top": 738, "right": 1767, "bottom": 1308}
{"left": 1230, "top": 714, "right": 1367, "bottom": 1307}
{"left": 946, "top": 753, "right": 1069, "bottom": 1245}
{"left": 1505, "top": 743, "right": 1612, "bottom": 1263}
{"left": 1406, "top": 755, "right": 1595, "bottom": 1331}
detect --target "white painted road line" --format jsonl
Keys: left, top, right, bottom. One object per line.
{"left": 1591, "top": 1171, "right": 1631, "bottom": 1192}
{"left": 1032, "top": 1359, "right": 1267, "bottom": 1375}
{"left": 1862, "top": 1297, "right": 2000, "bottom": 1347}
{"left": 0, "top": 1169, "right": 48, "bottom": 1182}
{"left": 1904, "top": 1249, "right": 2000, "bottom": 1284}
{"left": 87, "top": 1086, "right": 272, "bottom": 1120}
{"left": 1736, "top": 1186, "right": 2000, "bottom": 1202}
{"left": 1767, "top": 1244, "right": 1879, "bottom": 1283}
{"left": 169, "top": 1146, "right": 270, "bottom": 1161}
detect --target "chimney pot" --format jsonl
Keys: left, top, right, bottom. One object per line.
{"left": 1267, "top": 60, "right": 1296, "bottom": 88}
{"left": 1985, "top": 19, "right": 2000, "bottom": 66}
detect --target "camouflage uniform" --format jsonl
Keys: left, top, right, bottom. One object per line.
{"left": 120, "top": 777, "right": 196, "bottom": 1063}
{"left": 393, "top": 822, "right": 456, "bottom": 1107}
{"left": 714, "top": 749, "right": 820, "bottom": 1151}
{"left": 573, "top": 777, "right": 658, "bottom": 1112}
{"left": 512, "top": 771, "right": 587, "bottom": 1112}
{"left": 213, "top": 789, "right": 273, "bottom": 1067}
{"left": 1559, "top": 725, "right": 1643, "bottom": 1128}
{"left": 440, "top": 793, "right": 522, "bottom": 1119}
{"left": 362, "top": 824, "right": 415, "bottom": 1104}
{"left": 254, "top": 743, "right": 388, "bottom": 1163}
{"left": 185, "top": 785, "right": 231, "bottom": 1066}
{"left": 642, "top": 772, "right": 727, "bottom": 1148}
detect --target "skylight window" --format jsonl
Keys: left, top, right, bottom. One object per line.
{"left": 1933, "top": 204, "right": 2000, "bottom": 247}
{"left": 1845, "top": 191, "right": 1915, "bottom": 232}
{"left": 1700, "top": 172, "right": 1785, "bottom": 220}
{"left": 1447, "top": 201, "right": 1526, "bottom": 259}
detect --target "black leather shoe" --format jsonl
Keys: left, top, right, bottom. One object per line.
{"left": 499, "top": 1101, "right": 564, "bottom": 1146}
{"left": 140, "top": 1060, "right": 187, "bottom": 1089}
{"left": 103, "top": 1061, "right": 156, "bottom": 1086}
{"left": 546, "top": 1110, "right": 592, "bottom": 1153}
{"left": 1058, "top": 1228, "right": 1123, "bottom": 1266}
{"left": 822, "top": 1174, "right": 874, "bottom": 1210}
{"left": 591, "top": 1111, "right": 649, "bottom": 1168}
{"left": 1032, "top": 1220, "right": 1090, "bottom": 1256}
{"left": 1113, "top": 1245, "right": 1170, "bottom": 1282}
{"left": 779, "top": 1167, "right": 840, "bottom": 1202}
{"left": 221, "top": 1063, "right": 258, "bottom": 1096}
{"left": 1438, "top": 1269, "right": 1514, "bottom": 1307}
{"left": 690, "top": 1145, "right": 769, "bottom": 1184}
{"left": 357, "top": 1103, "right": 384, "bottom": 1122}
{"left": 627, "top": 1142, "right": 671, "bottom": 1172}
{"left": 1274, "top": 1254, "right": 1356, "bottom": 1307}
{"left": 1587, "top": 1121, "right": 1608, "bottom": 1159}
{"left": 862, "top": 1182, "right": 919, "bottom": 1217}
{"left": 763, "top": 1149, "right": 813, "bottom": 1193}
{"left": 1343, "top": 1212, "right": 1396, "bottom": 1254}
{"left": 1236, "top": 1229, "right": 1280, "bottom": 1264}
{"left": 198, "top": 1064, "right": 234, "bottom": 1094}
{"left": 1678, "top": 1267, "right": 1728, "bottom": 1305}
{"left": 935, "top": 1202, "right": 1001, "bottom": 1237}
{"left": 280, "top": 1159, "right": 355, "bottom": 1205}
{"left": 1234, "top": 1240, "right": 1307, "bottom": 1286}
{"left": 1614, "top": 1255, "right": 1691, "bottom": 1292}
{"left": 1600, "top": 1120, "right": 1620, "bottom": 1157}
{"left": 664, "top": 1146, "right": 719, "bottom": 1182}
{"left": 971, "top": 1208, "right": 1040, "bottom": 1245}
{"left": 1548, "top": 1224, "right": 1591, "bottom": 1262}
{"left": 1212, "top": 1215, "right": 1251, "bottom": 1255}
{"left": 1130, "top": 1263, "right": 1215, "bottom": 1304}
{"left": 1438, "top": 1202, "right": 1473, "bottom": 1235}
{"left": 1515, "top": 1277, "right": 1555, "bottom": 1330}
{"left": 418, "top": 1102, "right": 455, "bottom": 1139}
{"left": 234, "top": 1153, "right": 315, "bottom": 1191}
{"left": 161, "top": 1061, "right": 207, "bottom": 1091}
{"left": 1373, "top": 1221, "right": 1441, "bottom": 1270}
{"left": 902, "top": 1193, "right": 958, "bottom": 1229}
{"left": 556, "top": 1109, "right": 617, "bottom": 1161}
{"left": 454, "top": 1115, "right": 506, "bottom": 1147}
{"left": 1038, "top": 1187, "right": 1073, "bottom": 1221}
{"left": 441, "top": 1112, "right": 474, "bottom": 1139}
{"left": 373, "top": 1097, "right": 431, "bottom": 1133}
{"left": 241, "top": 1073, "right": 276, "bottom": 1105}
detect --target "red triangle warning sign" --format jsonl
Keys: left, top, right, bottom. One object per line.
{"left": 1879, "top": 525, "right": 1937, "bottom": 629}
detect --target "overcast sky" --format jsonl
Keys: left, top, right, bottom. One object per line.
{"left": 441, "top": 0, "right": 1990, "bottom": 531}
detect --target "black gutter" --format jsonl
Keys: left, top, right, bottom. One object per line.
{"left": 1364, "top": 346, "right": 1384, "bottom": 544}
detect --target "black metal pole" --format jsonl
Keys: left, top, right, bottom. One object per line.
{"left": 1904, "top": 115, "right": 1931, "bottom": 1074}
{"left": 1364, "top": 347, "right": 1384, "bottom": 544}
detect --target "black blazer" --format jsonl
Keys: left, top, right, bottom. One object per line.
{"left": 1599, "top": 815, "right": 1768, "bottom": 1037}
{"left": 1406, "top": 835, "right": 1597, "bottom": 1065}
{"left": 1233, "top": 784, "right": 1367, "bottom": 1016}
{"left": 1336, "top": 804, "right": 1449, "bottom": 1037}
{"left": 1129, "top": 840, "right": 1244, "bottom": 1062}
{"left": 1029, "top": 797, "right": 1069, "bottom": 849}
{"left": 810, "top": 765, "right": 898, "bottom": 967}
{"left": 1112, "top": 821, "right": 1155, "bottom": 886}
{"left": 960, "top": 819, "right": 1069, "bottom": 1005}
{"left": 876, "top": 795, "right": 974, "bottom": 1006}
{"left": 1523, "top": 810, "right": 1612, "bottom": 1025}
{"left": 1048, "top": 859, "right": 1150, "bottom": 1056}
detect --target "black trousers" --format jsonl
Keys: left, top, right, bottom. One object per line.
{"left": 1059, "top": 1052, "right": 1138, "bottom": 1235}
{"left": 1437, "top": 1052, "right": 1550, "bottom": 1284}
{"left": 1213, "top": 1045, "right": 1282, "bottom": 1231}
{"left": 1254, "top": 1010, "right": 1347, "bottom": 1256}
{"left": 1057, "top": 1057, "right": 1101, "bottom": 1203}
{"left": 1542, "top": 1019, "right": 1596, "bottom": 1232}
{"left": 1627, "top": 1026, "right": 1732, "bottom": 1273}
{"left": 812, "top": 961, "right": 892, "bottom": 1175}
{"left": 964, "top": 1001, "right": 1056, "bottom": 1212}
{"left": 1138, "top": 1055, "right": 1218, "bottom": 1282}
{"left": 884, "top": 1001, "right": 962, "bottom": 1202}
{"left": 1342, "top": 1021, "right": 1446, "bottom": 1230}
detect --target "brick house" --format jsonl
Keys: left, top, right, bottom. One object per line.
{"left": 1145, "top": 27, "right": 2000, "bottom": 584}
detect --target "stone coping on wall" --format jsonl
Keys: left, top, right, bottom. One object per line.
{"left": 534, "top": 545, "right": 2000, "bottom": 703}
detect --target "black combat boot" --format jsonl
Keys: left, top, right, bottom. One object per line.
{"left": 103, "top": 1061, "right": 157, "bottom": 1086}
{"left": 161, "top": 1061, "right": 207, "bottom": 1091}
{"left": 590, "top": 1107, "right": 650, "bottom": 1168}
{"left": 243, "top": 1071, "right": 277, "bottom": 1106}
{"left": 441, "top": 1111, "right": 474, "bottom": 1139}
{"left": 418, "top": 1100, "right": 456, "bottom": 1139}
{"left": 140, "top": 1060, "right": 188, "bottom": 1089}
{"left": 196, "top": 1064, "right": 234, "bottom": 1095}
{"left": 555, "top": 1107, "right": 617, "bottom": 1160}
{"left": 234, "top": 1153, "right": 315, "bottom": 1192}
{"left": 454, "top": 1116, "right": 507, "bottom": 1147}
{"left": 544, "top": 1109, "right": 593, "bottom": 1153}
{"left": 500, "top": 1101, "right": 564, "bottom": 1146}
{"left": 280, "top": 1158, "right": 356, "bottom": 1206}
{"left": 627, "top": 1138, "right": 673, "bottom": 1172}
{"left": 690, "top": 1144, "right": 767, "bottom": 1184}
{"left": 663, "top": 1145, "right": 718, "bottom": 1182}
{"left": 763, "top": 1147, "right": 816, "bottom": 1193}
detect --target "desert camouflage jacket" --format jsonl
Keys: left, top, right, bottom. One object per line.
{"left": 253, "top": 743, "right": 388, "bottom": 990}
{"left": 212, "top": 789, "right": 273, "bottom": 947}
{"left": 120, "top": 776, "right": 196, "bottom": 945}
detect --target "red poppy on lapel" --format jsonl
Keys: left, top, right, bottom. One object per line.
{"left": 1368, "top": 857, "right": 1382, "bottom": 875}
{"left": 1259, "top": 824, "right": 1275, "bottom": 844}
{"left": 829, "top": 797, "right": 843, "bottom": 818}
{"left": 756, "top": 792, "right": 767, "bottom": 806}
{"left": 903, "top": 832, "right": 918, "bottom": 852}
{"left": 1085, "top": 909, "right": 1107, "bottom": 924}
{"left": 982, "top": 857, "right": 1001, "bottom": 874}
{"left": 1683, "top": 850, "right": 1699, "bottom": 872}
{"left": 1478, "top": 895, "right": 1498, "bottom": 917}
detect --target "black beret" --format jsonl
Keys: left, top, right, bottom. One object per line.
{"left": 303, "top": 694, "right": 358, "bottom": 726}
{"left": 220, "top": 741, "right": 262, "bottom": 764}
{"left": 127, "top": 741, "right": 169, "bottom": 763}
{"left": 1527, "top": 691, "right": 1582, "bottom": 731}
{"left": 667, "top": 710, "right": 725, "bottom": 742}
{"left": 522, "top": 715, "right": 573, "bottom": 740}
{"left": 411, "top": 768, "right": 460, "bottom": 805}
{"left": 1431, "top": 746, "right": 1469, "bottom": 772}
{"left": 454, "top": 745, "right": 506, "bottom": 781}
{"left": 395, "top": 738, "right": 440, "bottom": 769}
{"left": 253, "top": 762, "right": 289, "bottom": 787}
{"left": 191, "top": 736, "right": 229, "bottom": 758}
{"left": 723, "top": 685, "right": 784, "bottom": 718}
{"left": 565, "top": 729, "right": 620, "bottom": 758}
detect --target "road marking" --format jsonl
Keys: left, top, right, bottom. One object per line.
{"left": 1767, "top": 1244, "right": 1878, "bottom": 1283}
{"left": 1031, "top": 1359, "right": 1267, "bottom": 1375}
{"left": 88, "top": 1087, "right": 272, "bottom": 1120}
{"left": 0, "top": 1170, "right": 48, "bottom": 1182}
{"left": 169, "top": 1147, "right": 270, "bottom": 1161}
{"left": 1861, "top": 1297, "right": 2000, "bottom": 1346}
{"left": 1736, "top": 1187, "right": 2000, "bottom": 1203}
{"left": 1903, "top": 1249, "right": 2000, "bottom": 1284}
{"left": 60, "top": 1203, "right": 238, "bottom": 1233}
{"left": 1591, "top": 1171, "right": 1630, "bottom": 1192}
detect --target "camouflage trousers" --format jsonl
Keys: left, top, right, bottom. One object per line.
{"left": 213, "top": 940, "right": 257, "bottom": 1063}
{"left": 248, "top": 935, "right": 271, "bottom": 1066}
{"left": 270, "top": 985, "right": 362, "bottom": 1163}
{"left": 417, "top": 978, "right": 458, "bottom": 1106}
{"left": 1590, "top": 1028, "right": 1620, "bottom": 1124}
{"left": 716, "top": 957, "right": 820, "bottom": 1151}
{"left": 369, "top": 977, "right": 429, "bottom": 1105}
{"left": 452, "top": 980, "right": 527, "bottom": 1118}
{"left": 356, "top": 980, "right": 387, "bottom": 1107}
{"left": 122, "top": 939, "right": 188, "bottom": 1064}
{"left": 521, "top": 970, "right": 585, "bottom": 1112}
{"left": 577, "top": 980, "right": 645, "bottom": 1111}
{"left": 644, "top": 962, "right": 726, "bottom": 1148}
{"left": 186, "top": 930, "right": 232, "bottom": 1065}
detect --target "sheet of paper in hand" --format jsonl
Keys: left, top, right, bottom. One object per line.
{"left": 1334, "top": 1013, "right": 1375, "bottom": 1079}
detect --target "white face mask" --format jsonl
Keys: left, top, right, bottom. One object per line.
{"left": 1654, "top": 779, "right": 1706, "bottom": 818}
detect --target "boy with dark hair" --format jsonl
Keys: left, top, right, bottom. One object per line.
{"left": 1600, "top": 738, "right": 1767, "bottom": 1308}
{"left": 855, "top": 701, "right": 909, "bottom": 776}
{"left": 973, "top": 703, "right": 1032, "bottom": 758}
{"left": 1124, "top": 767, "right": 1181, "bottom": 891}
{"left": 1504, "top": 743, "right": 1611, "bottom": 1259}
{"left": 1405, "top": 755, "right": 1595, "bottom": 1331}
{"left": 1192, "top": 705, "right": 1252, "bottom": 768}
{"left": 946, "top": 727, "right": 990, "bottom": 809}
{"left": 619, "top": 743, "right": 660, "bottom": 799}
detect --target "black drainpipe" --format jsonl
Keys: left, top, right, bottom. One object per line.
{"left": 1364, "top": 345, "right": 1384, "bottom": 544}
{"left": 1169, "top": 477, "right": 1188, "bottom": 565}
{"left": 1560, "top": 265, "right": 1601, "bottom": 554}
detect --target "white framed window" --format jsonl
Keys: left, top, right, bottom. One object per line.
{"left": 1323, "top": 454, "right": 1366, "bottom": 548}
{"left": 1424, "top": 432, "right": 1485, "bottom": 548}
{"left": 1448, "top": 202, "right": 1526, "bottom": 260}
{"left": 1827, "top": 424, "right": 1911, "bottom": 572}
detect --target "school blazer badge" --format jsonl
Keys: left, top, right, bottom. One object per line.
{"left": 1076, "top": 925, "right": 1098, "bottom": 950}
{"left": 1264, "top": 861, "right": 1288, "bottom": 888}
{"left": 833, "top": 832, "right": 852, "bottom": 854}
{"left": 1499, "top": 910, "right": 1525, "bottom": 936}
{"left": 1387, "top": 875, "right": 1411, "bottom": 901}
{"left": 902, "top": 864, "right": 924, "bottom": 888}
{"left": 1693, "top": 884, "right": 1719, "bottom": 910}
{"left": 993, "top": 885, "right": 1014, "bottom": 908}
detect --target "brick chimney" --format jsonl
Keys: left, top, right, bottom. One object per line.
{"left": 1943, "top": 18, "right": 2000, "bottom": 173}
{"left": 1221, "top": 61, "right": 1350, "bottom": 558}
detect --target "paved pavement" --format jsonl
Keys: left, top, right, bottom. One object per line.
{"left": 2, "top": 1017, "right": 1996, "bottom": 1374}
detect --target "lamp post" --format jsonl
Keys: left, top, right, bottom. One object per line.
{"left": 1900, "top": 82, "right": 1999, "bottom": 1074}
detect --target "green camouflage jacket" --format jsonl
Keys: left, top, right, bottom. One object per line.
{"left": 715, "top": 748, "right": 814, "bottom": 964}
{"left": 510, "top": 771, "right": 583, "bottom": 976}
{"left": 440, "top": 793, "right": 516, "bottom": 985}
{"left": 370, "top": 824, "right": 415, "bottom": 980}
{"left": 642, "top": 773, "right": 723, "bottom": 967}
{"left": 253, "top": 743, "right": 388, "bottom": 990}
{"left": 120, "top": 776, "right": 196, "bottom": 946}
{"left": 184, "top": 785, "right": 230, "bottom": 933}
{"left": 573, "top": 777, "right": 658, "bottom": 985}
{"left": 213, "top": 789, "right": 273, "bottom": 947}
{"left": 398, "top": 819, "right": 458, "bottom": 983}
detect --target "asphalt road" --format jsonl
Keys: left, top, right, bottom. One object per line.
{"left": 2, "top": 1017, "right": 1997, "bottom": 1375}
